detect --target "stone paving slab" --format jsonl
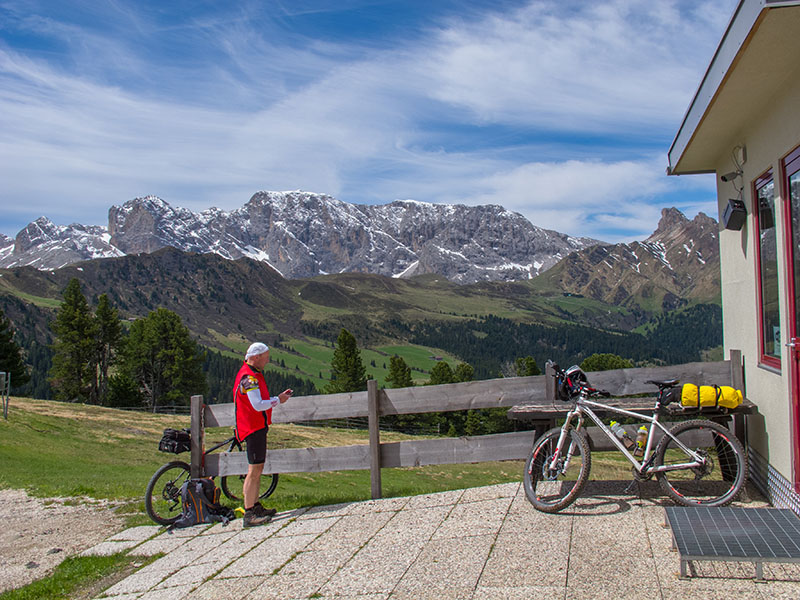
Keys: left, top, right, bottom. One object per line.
{"left": 390, "top": 533, "right": 495, "bottom": 599}
{"left": 106, "top": 526, "right": 161, "bottom": 543}
{"left": 82, "top": 539, "right": 143, "bottom": 557}
{"left": 90, "top": 481, "right": 800, "bottom": 599}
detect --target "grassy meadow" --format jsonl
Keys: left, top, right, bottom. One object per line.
{"left": 0, "top": 397, "right": 524, "bottom": 527}
{"left": 208, "top": 330, "right": 461, "bottom": 392}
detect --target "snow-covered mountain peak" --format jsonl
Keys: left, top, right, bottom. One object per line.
{"left": 2, "top": 192, "right": 601, "bottom": 282}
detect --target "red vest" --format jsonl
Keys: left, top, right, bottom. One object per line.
{"left": 233, "top": 362, "right": 272, "bottom": 441}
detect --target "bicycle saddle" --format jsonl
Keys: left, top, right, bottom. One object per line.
{"left": 645, "top": 378, "right": 679, "bottom": 388}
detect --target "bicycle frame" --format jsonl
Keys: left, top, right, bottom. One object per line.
{"left": 549, "top": 392, "right": 708, "bottom": 476}
{"left": 205, "top": 435, "right": 240, "bottom": 456}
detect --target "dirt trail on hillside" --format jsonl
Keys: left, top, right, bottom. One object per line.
{"left": 0, "top": 488, "right": 124, "bottom": 593}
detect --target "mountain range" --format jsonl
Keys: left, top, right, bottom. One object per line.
{"left": 1, "top": 191, "right": 720, "bottom": 313}
{"left": 0, "top": 200, "right": 721, "bottom": 399}
{"left": 0, "top": 192, "right": 599, "bottom": 284}
{"left": 537, "top": 207, "right": 719, "bottom": 310}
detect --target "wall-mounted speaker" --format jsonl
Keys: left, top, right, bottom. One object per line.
{"left": 722, "top": 199, "right": 747, "bottom": 231}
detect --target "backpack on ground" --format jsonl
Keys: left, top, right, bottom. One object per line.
{"left": 158, "top": 428, "right": 191, "bottom": 454}
{"left": 167, "top": 478, "right": 235, "bottom": 531}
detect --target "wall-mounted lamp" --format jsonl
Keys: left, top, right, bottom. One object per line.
{"left": 722, "top": 198, "right": 747, "bottom": 230}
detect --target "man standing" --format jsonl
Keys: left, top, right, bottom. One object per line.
{"left": 233, "top": 342, "right": 293, "bottom": 527}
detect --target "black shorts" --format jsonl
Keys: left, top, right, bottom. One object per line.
{"left": 244, "top": 427, "right": 268, "bottom": 464}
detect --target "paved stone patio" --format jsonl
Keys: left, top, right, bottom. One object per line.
{"left": 85, "top": 481, "right": 800, "bottom": 599}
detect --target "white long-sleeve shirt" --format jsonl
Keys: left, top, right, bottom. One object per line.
{"left": 246, "top": 388, "right": 280, "bottom": 412}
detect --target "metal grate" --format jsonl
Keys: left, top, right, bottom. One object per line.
{"left": 664, "top": 506, "right": 800, "bottom": 580}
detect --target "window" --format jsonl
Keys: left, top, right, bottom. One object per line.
{"left": 755, "top": 169, "right": 780, "bottom": 367}
{"left": 785, "top": 146, "right": 800, "bottom": 364}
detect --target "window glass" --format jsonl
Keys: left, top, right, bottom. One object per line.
{"left": 756, "top": 173, "right": 780, "bottom": 361}
{"left": 789, "top": 161, "right": 800, "bottom": 348}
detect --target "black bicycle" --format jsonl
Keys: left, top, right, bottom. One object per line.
{"left": 145, "top": 431, "right": 279, "bottom": 526}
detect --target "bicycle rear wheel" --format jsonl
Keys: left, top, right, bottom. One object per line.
{"left": 654, "top": 419, "right": 747, "bottom": 507}
{"left": 220, "top": 472, "right": 279, "bottom": 503}
{"left": 215, "top": 437, "right": 280, "bottom": 503}
{"left": 145, "top": 460, "right": 190, "bottom": 525}
{"left": 523, "top": 427, "right": 591, "bottom": 513}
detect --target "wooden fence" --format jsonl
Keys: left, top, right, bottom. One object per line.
{"left": 190, "top": 350, "right": 751, "bottom": 499}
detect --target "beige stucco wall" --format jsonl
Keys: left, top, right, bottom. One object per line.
{"left": 716, "top": 71, "right": 800, "bottom": 481}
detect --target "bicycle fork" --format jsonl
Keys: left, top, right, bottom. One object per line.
{"left": 546, "top": 409, "right": 584, "bottom": 474}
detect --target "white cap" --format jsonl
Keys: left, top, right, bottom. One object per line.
{"left": 245, "top": 342, "right": 269, "bottom": 359}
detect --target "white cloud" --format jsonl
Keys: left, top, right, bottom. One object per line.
{"left": 422, "top": 0, "right": 733, "bottom": 132}
{"left": 465, "top": 156, "right": 717, "bottom": 241}
{"left": 0, "top": 0, "right": 736, "bottom": 240}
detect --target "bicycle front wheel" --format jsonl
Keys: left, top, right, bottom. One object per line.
{"left": 523, "top": 427, "right": 591, "bottom": 513}
{"left": 654, "top": 419, "right": 747, "bottom": 507}
{"left": 145, "top": 460, "right": 190, "bottom": 525}
{"left": 220, "top": 472, "right": 279, "bottom": 503}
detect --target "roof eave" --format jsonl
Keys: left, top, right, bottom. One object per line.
{"left": 667, "top": 0, "right": 800, "bottom": 175}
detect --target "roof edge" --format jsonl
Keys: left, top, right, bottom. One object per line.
{"left": 668, "top": 0, "right": 800, "bottom": 175}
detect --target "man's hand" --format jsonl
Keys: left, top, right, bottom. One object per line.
{"left": 278, "top": 389, "right": 293, "bottom": 403}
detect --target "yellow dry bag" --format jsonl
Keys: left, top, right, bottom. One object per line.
{"left": 681, "top": 383, "right": 742, "bottom": 410}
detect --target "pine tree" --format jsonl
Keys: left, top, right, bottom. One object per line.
{"left": 514, "top": 356, "right": 541, "bottom": 377}
{"left": 427, "top": 361, "right": 454, "bottom": 385}
{"left": 385, "top": 355, "right": 413, "bottom": 388}
{"left": 0, "top": 308, "right": 29, "bottom": 386}
{"left": 120, "top": 308, "right": 207, "bottom": 411}
{"left": 94, "top": 294, "right": 122, "bottom": 404}
{"left": 50, "top": 278, "right": 98, "bottom": 402}
{"left": 580, "top": 353, "right": 633, "bottom": 372}
{"left": 326, "top": 328, "right": 367, "bottom": 393}
{"left": 453, "top": 362, "right": 474, "bottom": 383}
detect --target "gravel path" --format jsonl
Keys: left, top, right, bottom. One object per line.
{"left": 0, "top": 488, "right": 125, "bottom": 593}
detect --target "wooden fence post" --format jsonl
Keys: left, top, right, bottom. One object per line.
{"left": 190, "top": 395, "right": 205, "bottom": 479}
{"left": 545, "top": 361, "right": 556, "bottom": 403}
{"left": 729, "top": 349, "right": 747, "bottom": 447}
{"left": 1, "top": 372, "right": 9, "bottom": 420}
{"left": 368, "top": 380, "right": 382, "bottom": 499}
{"left": 528, "top": 361, "right": 558, "bottom": 440}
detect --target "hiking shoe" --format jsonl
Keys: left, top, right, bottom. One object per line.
{"left": 253, "top": 501, "right": 278, "bottom": 518}
{"left": 243, "top": 505, "right": 273, "bottom": 528}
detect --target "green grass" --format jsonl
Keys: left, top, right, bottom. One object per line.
{"left": 0, "top": 554, "right": 149, "bottom": 600}
{"left": 255, "top": 336, "right": 460, "bottom": 389}
{"left": 0, "top": 282, "right": 62, "bottom": 309}
{"left": 0, "top": 398, "right": 527, "bottom": 528}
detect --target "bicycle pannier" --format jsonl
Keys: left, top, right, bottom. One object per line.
{"left": 168, "top": 478, "right": 235, "bottom": 531}
{"left": 680, "top": 384, "right": 742, "bottom": 410}
{"left": 158, "top": 428, "right": 191, "bottom": 454}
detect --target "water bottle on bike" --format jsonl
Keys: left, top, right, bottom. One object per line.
{"left": 634, "top": 425, "right": 648, "bottom": 457}
{"left": 610, "top": 421, "right": 635, "bottom": 450}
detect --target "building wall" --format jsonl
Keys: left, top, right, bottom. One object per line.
{"left": 717, "top": 71, "right": 800, "bottom": 483}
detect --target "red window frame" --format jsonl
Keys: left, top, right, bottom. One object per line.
{"left": 781, "top": 144, "right": 800, "bottom": 492}
{"left": 754, "top": 168, "right": 780, "bottom": 369}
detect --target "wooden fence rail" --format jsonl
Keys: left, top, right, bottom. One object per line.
{"left": 191, "top": 350, "right": 750, "bottom": 497}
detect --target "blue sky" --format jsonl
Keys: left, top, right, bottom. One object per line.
{"left": 0, "top": 0, "right": 738, "bottom": 242}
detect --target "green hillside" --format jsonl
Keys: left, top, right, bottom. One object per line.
{"left": 0, "top": 247, "right": 722, "bottom": 400}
